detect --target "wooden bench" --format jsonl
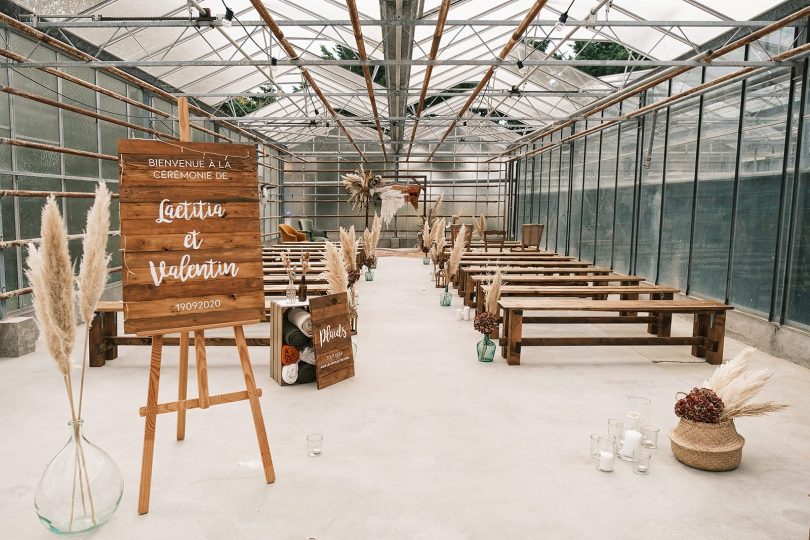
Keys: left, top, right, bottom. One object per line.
{"left": 496, "top": 298, "right": 733, "bottom": 366}
{"left": 457, "top": 259, "right": 588, "bottom": 292}
{"left": 476, "top": 284, "right": 679, "bottom": 313}
{"left": 88, "top": 301, "right": 274, "bottom": 368}
{"left": 468, "top": 274, "right": 646, "bottom": 308}
{"left": 460, "top": 267, "right": 613, "bottom": 304}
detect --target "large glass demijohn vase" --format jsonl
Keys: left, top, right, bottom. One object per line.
{"left": 476, "top": 335, "right": 496, "bottom": 362}
{"left": 439, "top": 285, "right": 453, "bottom": 306}
{"left": 35, "top": 420, "right": 123, "bottom": 535}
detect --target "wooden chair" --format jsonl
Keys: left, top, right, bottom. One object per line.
{"left": 512, "top": 224, "right": 544, "bottom": 251}
{"left": 278, "top": 223, "right": 307, "bottom": 243}
{"left": 483, "top": 229, "right": 506, "bottom": 252}
{"left": 450, "top": 224, "right": 473, "bottom": 251}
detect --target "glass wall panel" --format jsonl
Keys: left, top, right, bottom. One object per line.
{"left": 729, "top": 69, "right": 790, "bottom": 314}
{"left": 580, "top": 129, "right": 600, "bottom": 262}
{"left": 614, "top": 110, "right": 638, "bottom": 274}
{"left": 596, "top": 120, "right": 619, "bottom": 266}
{"left": 659, "top": 72, "right": 702, "bottom": 289}
{"left": 568, "top": 137, "right": 584, "bottom": 258}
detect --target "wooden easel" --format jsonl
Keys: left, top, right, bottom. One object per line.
{"left": 136, "top": 98, "right": 275, "bottom": 515}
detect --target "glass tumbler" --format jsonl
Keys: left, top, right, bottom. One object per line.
{"left": 590, "top": 433, "right": 599, "bottom": 458}
{"left": 307, "top": 434, "right": 323, "bottom": 457}
{"left": 596, "top": 435, "right": 615, "bottom": 472}
{"left": 633, "top": 448, "right": 652, "bottom": 475}
{"left": 641, "top": 425, "right": 660, "bottom": 449}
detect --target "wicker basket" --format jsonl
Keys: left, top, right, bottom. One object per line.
{"left": 670, "top": 418, "right": 745, "bottom": 472}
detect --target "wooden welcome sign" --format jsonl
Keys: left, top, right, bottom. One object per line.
{"left": 119, "top": 135, "right": 274, "bottom": 516}
{"left": 309, "top": 292, "right": 355, "bottom": 390}
{"left": 119, "top": 139, "right": 265, "bottom": 335}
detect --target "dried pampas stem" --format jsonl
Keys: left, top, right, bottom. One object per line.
{"left": 426, "top": 193, "right": 444, "bottom": 224}
{"left": 720, "top": 402, "right": 788, "bottom": 421}
{"left": 484, "top": 268, "right": 503, "bottom": 316}
{"left": 76, "top": 183, "right": 111, "bottom": 419}
{"left": 321, "top": 241, "right": 348, "bottom": 295}
{"left": 473, "top": 213, "right": 486, "bottom": 238}
{"left": 446, "top": 224, "right": 468, "bottom": 280}
{"left": 339, "top": 226, "right": 359, "bottom": 272}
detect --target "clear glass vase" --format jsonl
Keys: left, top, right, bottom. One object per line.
{"left": 440, "top": 285, "right": 452, "bottom": 307}
{"left": 285, "top": 279, "right": 296, "bottom": 303}
{"left": 35, "top": 420, "right": 124, "bottom": 535}
{"left": 364, "top": 269, "right": 374, "bottom": 281}
{"left": 422, "top": 255, "right": 430, "bottom": 265}
{"left": 477, "top": 334, "right": 496, "bottom": 362}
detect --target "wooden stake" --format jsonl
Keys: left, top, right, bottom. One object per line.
{"left": 177, "top": 97, "right": 191, "bottom": 142}
{"left": 194, "top": 329, "right": 210, "bottom": 409}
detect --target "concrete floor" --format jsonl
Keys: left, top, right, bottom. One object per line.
{"left": 1, "top": 255, "right": 809, "bottom": 539}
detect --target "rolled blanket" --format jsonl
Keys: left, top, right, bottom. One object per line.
{"left": 299, "top": 346, "right": 316, "bottom": 366}
{"left": 281, "top": 362, "right": 299, "bottom": 385}
{"left": 296, "top": 361, "right": 316, "bottom": 384}
{"left": 283, "top": 320, "right": 310, "bottom": 348}
{"left": 281, "top": 344, "right": 300, "bottom": 366}
{"left": 287, "top": 307, "right": 313, "bottom": 337}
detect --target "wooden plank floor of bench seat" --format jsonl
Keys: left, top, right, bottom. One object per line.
{"left": 498, "top": 298, "right": 732, "bottom": 312}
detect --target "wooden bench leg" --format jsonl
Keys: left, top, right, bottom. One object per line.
{"left": 102, "top": 311, "right": 118, "bottom": 361}
{"left": 501, "top": 308, "right": 511, "bottom": 359}
{"left": 138, "top": 335, "right": 163, "bottom": 515}
{"left": 705, "top": 311, "right": 726, "bottom": 365}
{"left": 619, "top": 281, "right": 638, "bottom": 316}
{"left": 176, "top": 331, "right": 189, "bottom": 441}
{"left": 656, "top": 312, "right": 672, "bottom": 337}
{"left": 464, "top": 277, "right": 474, "bottom": 307}
{"left": 89, "top": 312, "right": 106, "bottom": 367}
{"left": 194, "top": 329, "right": 210, "bottom": 409}
{"left": 691, "top": 313, "right": 709, "bottom": 358}
{"left": 507, "top": 309, "right": 523, "bottom": 366}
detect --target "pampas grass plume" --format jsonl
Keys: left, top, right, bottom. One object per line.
{"left": 485, "top": 268, "right": 503, "bottom": 315}
{"left": 26, "top": 196, "right": 75, "bottom": 373}
{"left": 321, "top": 241, "right": 348, "bottom": 295}
{"left": 339, "top": 225, "right": 359, "bottom": 272}
{"left": 77, "top": 182, "right": 111, "bottom": 324}
{"left": 446, "top": 224, "right": 468, "bottom": 279}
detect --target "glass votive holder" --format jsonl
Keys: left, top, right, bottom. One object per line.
{"left": 608, "top": 418, "right": 623, "bottom": 450}
{"left": 633, "top": 448, "right": 652, "bottom": 475}
{"left": 307, "top": 433, "right": 323, "bottom": 457}
{"left": 590, "top": 433, "right": 599, "bottom": 458}
{"left": 625, "top": 394, "right": 652, "bottom": 423}
{"left": 596, "top": 435, "right": 615, "bottom": 472}
{"left": 641, "top": 425, "right": 660, "bottom": 449}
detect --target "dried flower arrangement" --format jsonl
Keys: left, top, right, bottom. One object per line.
{"left": 339, "top": 225, "right": 361, "bottom": 287}
{"left": 279, "top": 250, "right": 296, "bottom": 282}
{"left": 446, "top": 224, "right": 468, "bottom": 281}
{"left": 473, "top": 269, "right": 502, "bottom": 335}
{"left": 418, "top": 219, "right": 432, "bottom": 254}
{"left": 670, "top": 347, "right": 788, "bottom": 471}
{"left": 379, "top": 188, "right": 405, "bottom": 226}
{"left": 425, "top": 193, "right": 444, "bottom": 225}
{"left": 674, "top": 347, "right": 788, "bottom": 423}
{"left": 473, "top": 213, "right": 486, "bottom": 239}
{"left": 26, "top": 185, "right": 111, "bottom": 528}
{"left": 342, "top": 166, "right": 385, "bottom": 212}
{"left": 321, "top": 241, "right": 348, "bottom": 295}
{"left": 428, "top": 217, "right": 446, "bottom": 266}
{"left": 300, "top": 251, "right": 310, "bottom": 279}
{"left": 361, "top": 214, "right": 382, "bottom": 269}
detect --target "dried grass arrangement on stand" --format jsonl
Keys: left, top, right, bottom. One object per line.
{"left": 279, "top": 250, "right": 297, "bottom": 282}
{"left": 27, "top": 185, "right": 122, "bottom": 534}
{"left": 670, "top": 347, "right": 788, "bottom": 471}
{"left": 418, "top": 219, "right": 432, "bottom": 254}
{"left": 446, "top": 224, "right": 468, "bottom": 282}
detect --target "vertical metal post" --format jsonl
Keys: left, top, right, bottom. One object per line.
{"left": 685, "top": 67, "right": 708, "bottom": 294}
{"left": 593, "top": 117, "right": 604, "bottom": 265}
{"left": 654, "top": 80, "right": 673, "bottom": 285}
{"left": 724, "top": 45, "right": 749, "bottom": 304}
{"left": 779, "top": 52, "right": 809, "bottom": 324}
{"left": 578, "top": 131, "right": 587, "bottom": 258}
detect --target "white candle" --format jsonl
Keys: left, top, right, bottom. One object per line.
{"left": 463, "top": 306, "right": 471, "bottom": 320}
{"left": 598, "top": 451, "right": 615, "bottom": 472}
{"left": 620, "top": 430, "right": 642, "bottom": 458}
{"left": 455, "top": 309, "right": 463, "bottom": 320}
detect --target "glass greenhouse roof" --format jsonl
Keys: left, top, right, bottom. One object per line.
{"left": 10, "top": 0, "right": 796, "bottom": 157}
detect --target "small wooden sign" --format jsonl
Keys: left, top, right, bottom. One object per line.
{"left": 309, "top": 292, "right": 355, "bottom": 390}
{"left": 119, "top": 139, "right": 265, "bottom": 335}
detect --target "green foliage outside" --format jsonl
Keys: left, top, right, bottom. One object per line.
{"left": 320, "top": 44, "right": 386, "bottom": 86}
{"left": 217, "top": 84, "right": 277, "bottom": 116}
